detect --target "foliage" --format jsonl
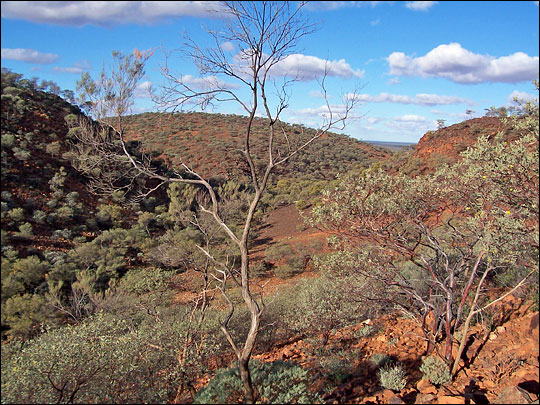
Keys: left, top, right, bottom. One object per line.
{"left": 1, "top": 312, "right": 185, "bottom": 404}
{"left": 194, "top": 360, "right": 322, "bottom": 404}
{"left": 118, "top": 267, "right": 175, "bottom": 294}
{"left": 284, "top": 272, "right": 366, "bottom": 345}
{"left": 309, "top": 89, "right": 538, "bottom": 375}
{"left": 370, "top": 353, "right": 391, "bottom": 368}
{"left": 420, "top": 356, "right": 452, "bottom": 386}
{"left": 378, "top": 363, "right": 407, "bottom": 391}
{"left": 1, "top": 293, "right": 57, "bottom": 340}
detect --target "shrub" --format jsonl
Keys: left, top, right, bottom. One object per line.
{"left": 274, "top": 263, "right": 295, "bottom": 279}
{"left": 419, "top": 356, "right": 451, "bottom": 386}
{"left": 194, "top": 360, "right": 322, "bottom": 404}
{"left": 370, "top": 353, "right": 390, "bottom": 368}
{"left": 17, "top": 222, "right": 33, "bottom": 238}
{"left": 1, "top": 312, "right": 185, "bottom": 403}
{"left": 250, "top": 261, "right": 268, "bottom": 278}
{"left": 119, "top": 267, "right": 175, "bottom": 294}
{"left": 355, "top": 324, "right": 375, "bottom": 338}
{"left": 31, "top": 210, "right": 47, "bottom": 224}
{"left": 378, "top": 363, "right": 407, "bottom": 392}
{"left": 7, "top": 207, "right": 24, "bottom": 223}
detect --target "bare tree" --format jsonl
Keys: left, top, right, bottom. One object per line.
{"left": 75, "top": 2, "right": 359, "bottom": 402}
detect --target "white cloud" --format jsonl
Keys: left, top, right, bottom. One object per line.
{"left": 134, "top": 81, "right": 153, "bottom": 99}
{"left": 347, "top": 92, "right": 474, "bottom": 106}
{"left": 304, "top": 1, "right": 389, "bottom": 12}
{"left": 1, "top": 47, "right": 58, "bottom": 64}
{"left": 370, "top": 18, "right": 380, "bottom": 26}
{"left": 0, "top": 1, "right": 223, "bottom": 27}
{"left": 221, "top": 41, "right": 235, "bottom": 52}
{"left": 385, "top": 114, "right": 432, "bottom": 133}
{"left": 181, "top": 74, "right": 239, "bottom": 90}
{"left": 405, "top": 1, "right": 438, "bottom": 11}
{"left": 309, "top": 90, "right": 328, "bottom": 99}
{"left": 387, "top": 42, "right": 539, "bottom": 84}
{"left": 52, "top": 59, "right": 91, "bottom": 74}
{"left": 270, "top": 54, "right": 364, "bottom": 81}
{"left": 507, "top": 90, "right": 538, "bottom": 105}
{"left": 394, "top": 114, "right": 427, "bottom": 122}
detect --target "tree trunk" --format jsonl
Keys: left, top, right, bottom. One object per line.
{"left": 239, "top": 357, "right": 255, "bottom": 404}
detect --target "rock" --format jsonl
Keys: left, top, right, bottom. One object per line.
{"left": 417, "top": 379, "right": 437, "bottom": 395}
{"left": 415, "top": 393, "right": 435, "bottom": 404}
{"left": 389, "top": 395, "right": 405, "bottom": 404}
{"left": 438, "top": 395, "right": 465, "bottom": 404}
{"left": 492, "top": 386, "right": 533, "bottom": 404}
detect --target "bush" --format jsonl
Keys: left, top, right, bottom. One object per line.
{"left": 119, "top": 267, "right": 175, "bottom": 294}
{"left": 370, "top": 353, "right": 390, "bottom": 368}
{"left": 378, "top": 363, "right": 407, "bottom": 392}
{"left": 1, "top": 312, "right": 184, "bottom": 403}
{"left": 17, "top": 222, "right": 33, "bottom": 238}
{"left": 419, "top": 356, "right": 451, "bottom": 386}
{"left": 194, "top": 360, "right": 322, "bottom": 404}
{"left": 7, "top": 207, "right": 25, "bottom": 223}
{"left": 355, "top": 324, "right": 375, "bottom": 338}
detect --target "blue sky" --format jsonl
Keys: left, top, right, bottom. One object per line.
{"left": 1, "top": 1, "right": 539, "bottom": 143}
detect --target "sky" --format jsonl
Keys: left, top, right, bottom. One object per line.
{"left": 1, "top": 1, "right": 539, "bottom": 143}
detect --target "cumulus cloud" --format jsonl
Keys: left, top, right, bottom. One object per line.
{"left": 306, "top": 1, "right": 437, "bottom": 11}
{"left": 347, "top": 92, "right": 474, "bottom": 106}
{"left": 507, "top": 90, "right": 538, "bottom": 105}
{"left": 1, "top": 48, "right": 58, "bottom": 64}
{"left": 404, "top": 1, "right": 438, "bottom": 11}
{"left": 134, "top": 81, "right": 153, "bottom": 99}
{"left": 385, "top": 114, "right": 432, "bottom": 133}
{"left": 52, "top": 59, "right": 91, "bottom": 74}
{"left": 0, "top": 1, "right": 223, "bottom": 27}
{"left": 220, "top": 41, "right": 235, "bottom": 52}
{"left": 394, "top": 114, "right": 428, "bottom": 122}
{"left": 180, "top": 74, "right": 239, "bottom": 90}
{"left": 270, "top": 54, "right": 364, "bottom": 81}
{"left": 304, "top": 1, "right": 388, "bottom": 12}
{"left": 387, "top": 42, "right": 539, "bottom": 84}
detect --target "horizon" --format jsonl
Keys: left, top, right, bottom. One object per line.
{"left": 1, "top": 1, "right": 538, "bottom": 143}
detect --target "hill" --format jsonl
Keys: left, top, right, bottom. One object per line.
{"left": 1, "top": 70, "right": 538, "bottom": 405}
{"left": 121, "top": 111, "right": 389, "bottom": 182}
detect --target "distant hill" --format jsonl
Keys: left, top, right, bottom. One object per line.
{"left": 121, "top": 112, "right": 389, "bottom": 182}
{"left": 363, "top": 140, "right": 416, "bottom": 152}
{"left": 382, "top": 116, "right": 511, "bottom": 176}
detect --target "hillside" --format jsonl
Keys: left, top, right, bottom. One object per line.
{"left": 1, "top": 70, "right": 538, "bottom": 405}
{"left": 121, "top": 111, "right": 389, "bottom": 182}
{"left": 380, "top": 115, "right": 535, "bottom": 177}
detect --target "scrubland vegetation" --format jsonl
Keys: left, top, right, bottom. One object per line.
{"left": 1, "top": 2, "right": 538, "bottom": 403}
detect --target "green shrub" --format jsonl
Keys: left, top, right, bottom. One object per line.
{"left": 7, "top": 207, "right": 24, "bottom": 223}
{"left": 250, "top": 261, "right": 268, "bottom": 278}
{"left": 119, "top": 267, "right": 175, "bottom": 294}
{"left": 419, "top": 356, "right": 451, "bottom": 386}
{"left": 274, "top": 263, "right": 295, "bottom": 279}
{"left": 1, "top": 312, "right": 185, "bottom": 403}
{"left": 378, "top": 363, "right": 407, "bottom": 391}
{"left": 17, "top": 222, "right": 33, "bottom": 238}
{"left": 31, "top": 210, "right": 47, "bottom": 224}
{"left": 265, "top": 243, "right": 294, "bottom": 262}
{"left": 355, "top": 324, "right": 375, "bottom": 338}
{"left": 320, "top": 356, "right": 353, "bottom": 384}
{"left": 1, "top": 293, "right": 56, "bottom": 340}
{"left": 194, "top": 360, "right": 322, "bottom": 404}
{"left": 370, "top": 353, "right": 390, "bottom": 368}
